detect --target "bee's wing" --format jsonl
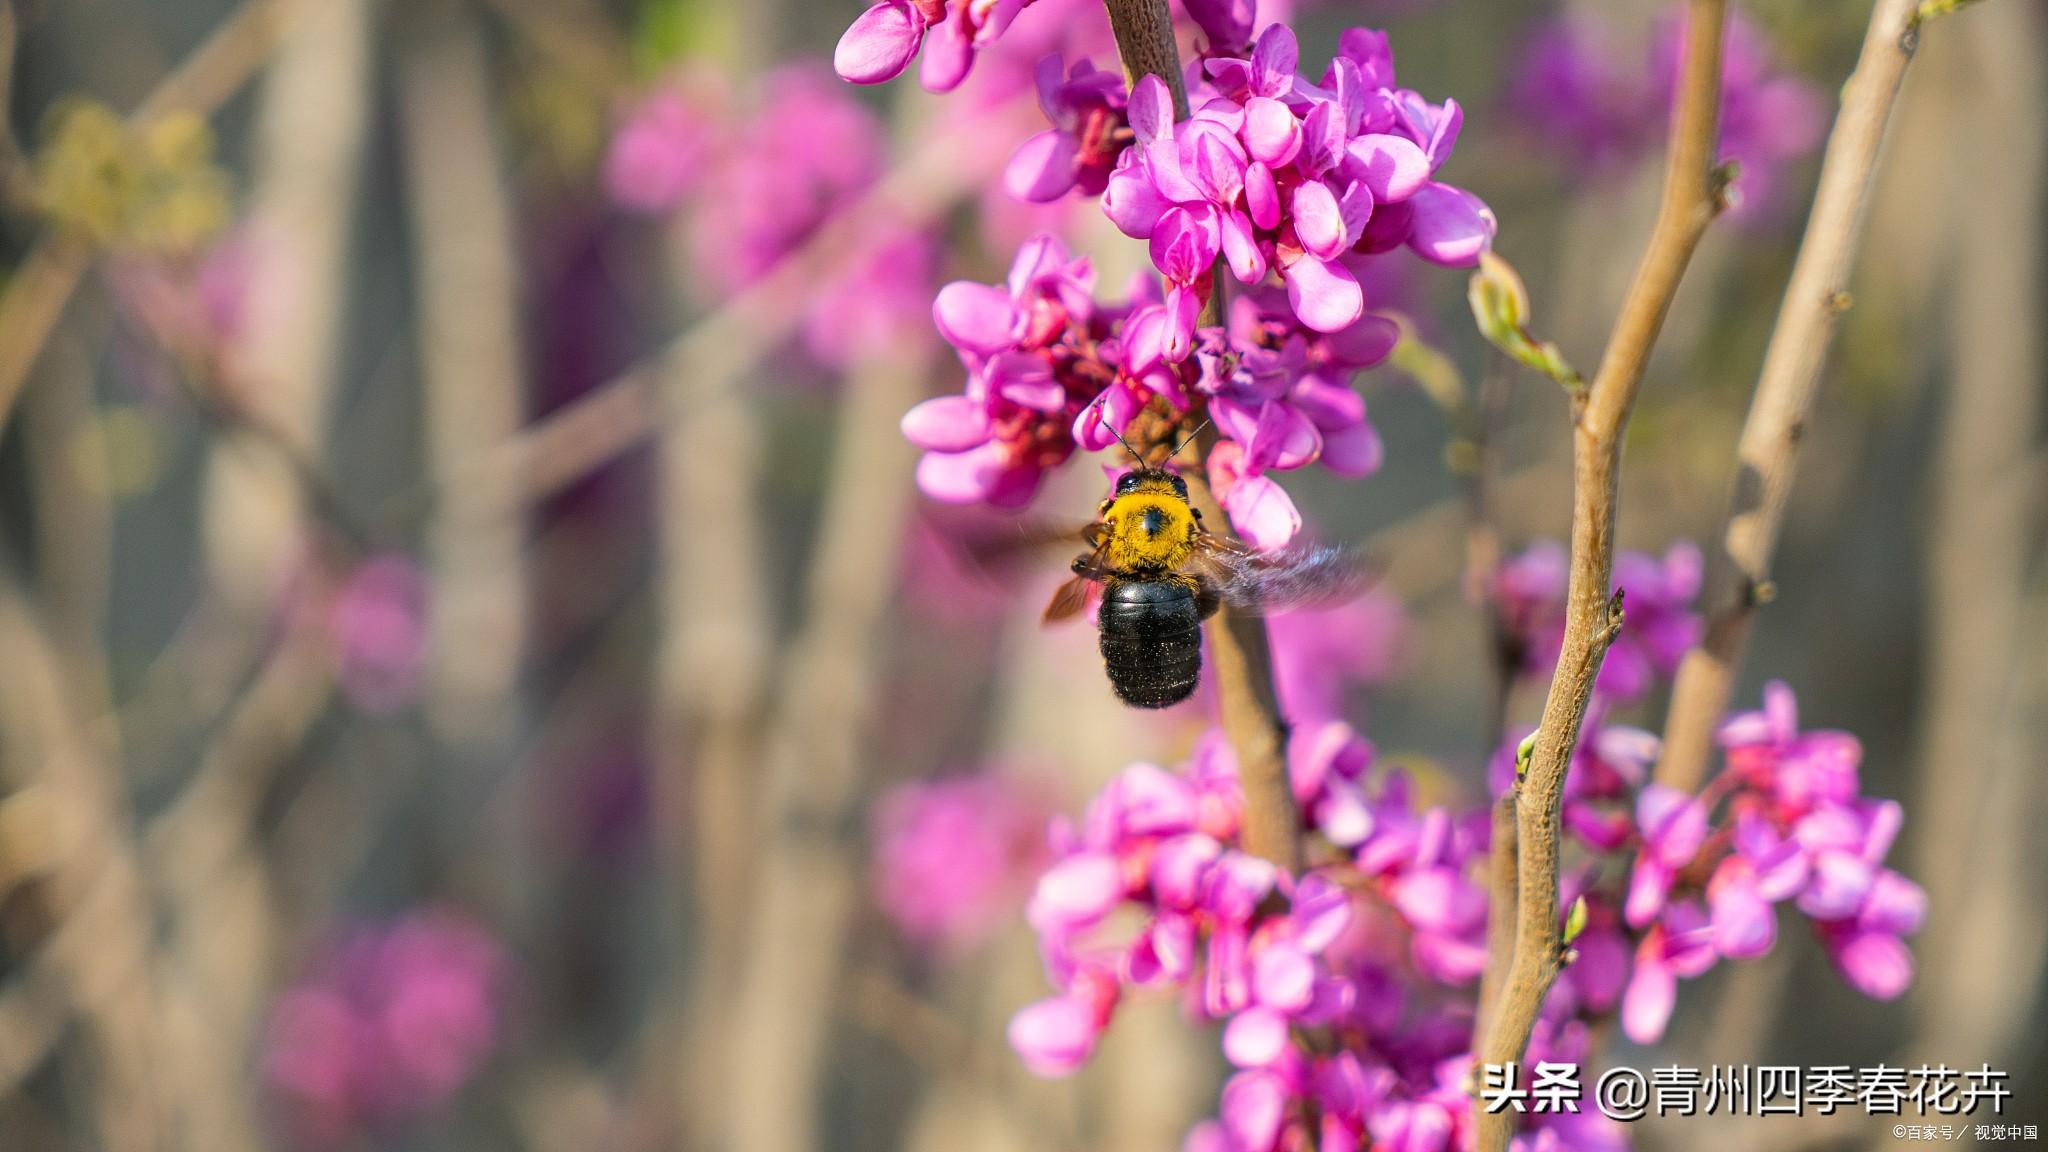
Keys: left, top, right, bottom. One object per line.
{"left": 1041, "top": 573, "right": 1102, "bottom": 624}
{"left": 963, "top": 519, "right": 1104, "bottom": 571}
{"left": 1190, "top": 534, "right": 1375, "bottom": 616}
{"left": 1042, "top": 541, "right": 1112, "bottom": 625}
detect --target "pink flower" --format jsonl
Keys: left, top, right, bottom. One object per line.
{"left": 329, "top": 554, "right": 429, "bottom": 716}
{"left": 902, "top": 234, "right": 1105, "bottom": 507}
{"left": 1006, "top": 54, "right": 1129, "bottom": 202}
{"left": 872, "top": 772, "right": 1051, "bottom": 955}
{"left": 1104, "top": 26, "right": 1493, "bottom": 337}
{"left": 604, "top": 83, "right": 715, "bottom": 214}
{"left": 1620, "top": 900, "right": 1716, "bottom": 1043}
{"left": 1495, "top": 540, "right": 1702, "bottom": 702}
{"left": 836, "top": 0, "right": 1036, "bottom": 92}
{"left": 264, "top": 910, "right": 508, "bottom": 1147}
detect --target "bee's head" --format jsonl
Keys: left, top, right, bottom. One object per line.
{"left": 1114, "top": 468, "right": 1190, "bottom": 502}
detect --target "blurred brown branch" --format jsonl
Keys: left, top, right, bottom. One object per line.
{"left": 1655, "top": 0, "right": 1936, "bottom": 791}
{"left": 1474, "top": 0, "right": 1730, "bottom": 1145}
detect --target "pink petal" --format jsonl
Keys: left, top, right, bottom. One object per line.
{"left": 932, "top": 281, "right": 1021, "bottom": 354}
{"left": 1317, "top": 418, "right": 1383, "bottom": 476}
{"left": 1278, "top": 254, "right": 1364, "bottom": 333}
{"left": 1008, "top": 996, "right": 1099, "bottom": 1077}
{"left": 1221, "top": 1070, "right": 1290, "bottom": 1152}
{"left": 1620, "top": 955, "right": 1676, "bottom": 1044}
{"left": 834, "top": 1, "right": 926, "bottom": 85}
{"left": 1242, "top": 96, "right": 1301, "bottom": 167}
{"left": 1222, "top": 471, "right": 1301, "bottom": 552}
{"left": 915, "top": 441, "right": 1006, "bottom": 504}
{"left": 1005, "top": 129, "right": 1080, "bottom": 202}
{"left": 1222, "top": 1006, "right": 1290, "bottom": 1068}
{"left": 1027, "top": 851, "right": 1124, "bottom": 933}
{"left": 917, "top": 11, "right": 975, "bottom": 92}
{"left": 1244, "top": 161, "right": 1281, "bottom": 230}
{"left": 1161, "top": 282, "right": 1200, "bottom": 363}
{"left": 1292, "top": 180, "right": 1347, "bottom": 262}
{"left": 1831, "top": 930, "right": 1914, "bottom": 1000}
{"left": 1103, "top": 158, "right": 1170, "bottom": 239}
{"left": 1251, "top": 944, "right": 1315, "bottom": 1012}
{"left": 1249, "top": 24, "right": 1299, "bottom": 96}
{"left": 900, "top": 394, "right": 990, "bottom": 452}
{"left": 1405, "top": 183, "right": 1496, "bottom": 267}
{"left": 1345, "top": 134, "right": 1431, "bottom": 202}
{"left": 1220, "top": 209, "right": 1267, "bottom": 283}
{"left": 987, "top": 351, "right": 1064, "bottom": 411}
{"left": 1128, "top": 74, "right": 1175, "bottom": 147}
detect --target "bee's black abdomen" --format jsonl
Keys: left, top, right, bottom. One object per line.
{"left": 1098, "top": 579, "right": 1203, "bottom": 708}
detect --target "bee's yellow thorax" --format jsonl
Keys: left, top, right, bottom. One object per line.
{"left": 1103, "top": 491, "right": 1197, "bottom": 572}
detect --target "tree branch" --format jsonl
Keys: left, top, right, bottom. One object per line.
{"left": 1474, "top": 0, "right": 1729, "bottom": 1146}
{"left": 1101, "top": 0, "right": 1300, "bottom": 873}
{"left": 1655, "top": 0, "right": 1930, "bottom": 791}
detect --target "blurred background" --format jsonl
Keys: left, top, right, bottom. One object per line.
{"left": 0, "top": 0, "right": 2042, "bottom": 1149}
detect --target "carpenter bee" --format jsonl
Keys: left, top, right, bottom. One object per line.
{"left": 1042, "top": 418, "right": 1369, "bottom": 709}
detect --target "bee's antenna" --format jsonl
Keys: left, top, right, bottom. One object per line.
{"left": 1092, "top": 394, "right": 1150, "bottom": 469}
{"left": 1165, "top": 417, "right": 1212, "bottom": 463}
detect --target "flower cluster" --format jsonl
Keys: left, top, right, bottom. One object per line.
{"left": 1509, "top": 11, "right": 1827, "bottom": 222}
{"left": 901, "top": 232, "right": 1400, "bottom": 547}
{"left": 1011, "top": 722, "right": 1642, "bottom": 1152}
{"left": 1493, "top": 540, "right": 1703, "bottom": 704}
{"left": 872, "top": 770, "right": 1055, "bottom": 956}
{"left": 264, "top": 911, "right": 508, "bottom": 1149}
{"left": 1011, "top": 678, "right": 1921, "bottom": 1150}
{"left": 603, "top": 65, "right": 936, "bottom": 370}
{"left": 1097, "top": 26, "right": 1494, "bottom": 346}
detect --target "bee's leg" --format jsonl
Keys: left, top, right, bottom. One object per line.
{"left": 1194, "top": 582, "right": 1222, "bottom": 620}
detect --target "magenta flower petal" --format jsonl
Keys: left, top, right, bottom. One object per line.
{"left": 1221, "top": 1070, "right": 1290, "bottom": 1152}
{"left": 1405, "top": 183, "right": 1496, "bottom": 267}
{"left": 1221, "top": 470, "right": 1301, "bottom": 551}
{"left": 1620, "top": 951, "right": 1676, "bottom": 1044}
{"left": 1128, "top": 74, "right": 1175, "bottom": 146}
{"left": 918, "top": 11, "right": 976, "bottom": 92}
{"left": 1242, "top": 96, "right": 1302, "bottom": 168}
{"left": 1162, "top": 283, "right": 1200, "bottom": 363}
{"left": 1244, "top": 161, "right": 1281, "bottom": 230}
{"left": 1222, "top": 1006, "right": 1290, "bottom": 1068}
{"left": 932, "top": 281, "right": 1021, "bottom": 354}
{"left": 915, "top": 441, "right": 1007, "bottom": 504}
{"left": 1008, "top": 996, "right": 1099, "bottom": 1077}
{"left": 1292, "top": 180, "right": 1347, "bottom": 262}
{"left": 1220, "top": 209, "right": 1268, "bottom": 283}
{"left": 1006, "top": 129, "right": 1081, "bottom": 202}
{"left": 834, "top": 1, "right": 926, "bottom": 85}
{"left": 1027, "top": 851, "right": 1124, "bottom": 935}
{"left": 1252, "top": 944, "right": 1316, "bottom": 1012}
{"left": 1249, "top": 24, "right": 1299, "bottom": 96}
{"left": 1346, "top": 133, "right": 1432, "bottom": 202}
{"left": 987, "top": 351, "right": 1064, "bottom": 412}
{"left": 1278, "top": 253, "right": 1364, "bottom": 333}
{"left": 1829, "top": 929, "right": 1914, "bottom": 1000}
{"left": 1184, "top": 0, "right": 1255, "bottom": 52}
{"left": 1103, "top": 158, "right": 1170, "bottom": 239}
{"left": 1317, "top": 418, "right": 1383, "bottom": 476}
{"left": 901, "top": 395, "right": 991, "bottom": 452}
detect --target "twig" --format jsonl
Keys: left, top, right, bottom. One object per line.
{"left": 398, "top": 2, "right": 531, "bottom": 739}
{"left": 1101, "top": 0, "right": 1301, "bottom": 873}
{"left": 724, "top": 346, "right": 931, "bottom": 1152}
{"left": 1654, "top": 0, "right": 1930, "bottom": 791}
{"left": 1474, "top": 0, "right": 1729, "bottom": 1147}
{"left": 392, "top": 96, "right": 1031, "bottom": 527}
